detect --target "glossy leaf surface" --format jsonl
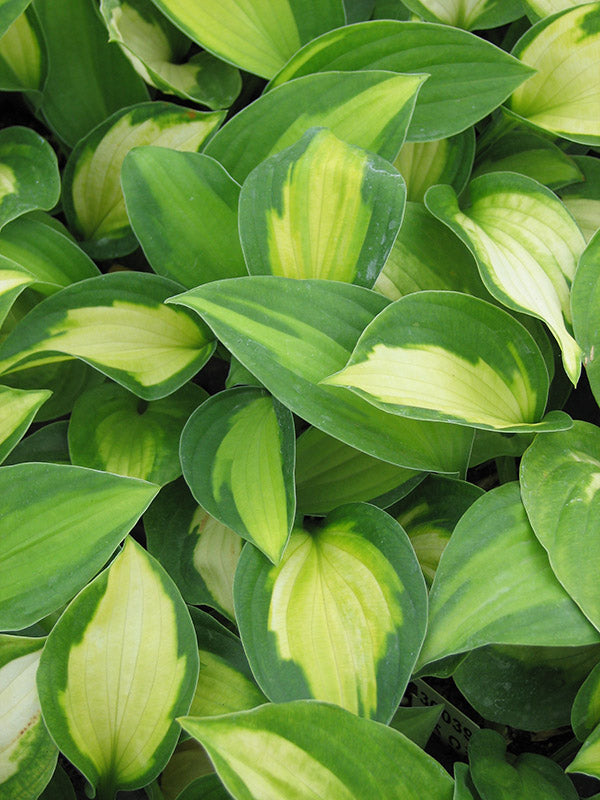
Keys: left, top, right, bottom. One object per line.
{"left": 235, "top": 503, "right": 427, "bottom": 722}
{"left": 170, "top": 277, "right": 474, "bottom": 473}
{"left": 0, "top": 272, "right": 215, "bottom": 401}
{"left": 180, "top": 701, "right": 454, "bottom": 800}
{"left": 0, "top": 463, "right": 158, "bottom": 630}
{"left": 269, "top": 21, "right": 534, "bottom": 141}
{"left": 37, "top": 538, "right": 199, "bottom": 798}
{"left": 181, "top": 387, "right": 295, "bottom": 564}
{"left": 418, "top": 483, "right": 600, "bottom": 669}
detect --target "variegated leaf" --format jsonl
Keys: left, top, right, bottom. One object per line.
{"left": 204, "top": 70, "right": 425, "bottom": 183}
{"left": 400, "top": 0, "right": 523, "bottom": 29}
{"left": 0, "top": 384, "right": 50, "bottom": 463}
{"left": 521, "top": 421, "right": 600, "bottom": 631}
{"left": 0, "top": 272, "right": 215, "bottom": 401}
{"left": 145, "top": 0, "right": 346, "bottom": 79}
{"left": 324, "top": 290, "right": 569, "bottom": 432}
{"left": 391, "top": 475, "right": 484, "bottom": 585}
{"left": 572, "top": 660, "right": 600, "bottom": 743}
{"left": 0, "top": 4, "right": 46, "bottom": 92}
{"left": 235, "top": 503, "right": 427, "bottom": 721}
{"left": 144, "top": 479, "right": 242, "bottom": 620}
{"left": 169, "top": 277, "right": 475, "bottom": 473}
{"left": 474, "top": 129, "right": 584, "bottom": 191}
{"left": 0, "top": 0, "right": 31, "bottom": 36}
{"left": 508, "top": 3, "right": 600, "bottom": 145}
{"left": 268, "top": 20, "right": 534, "bottom": 142}
{"left": 0, "top": 127, "right": 59, "bottom": 230}
{"left": 560, "top": 156, "right": 600, "bottom": 242}
{"left": 188, "top": 608, "right": 267, "bottom": 717}
{"left": 0, "top": 463, "right": 158, "bottom": 630}
{"left": 572, "top": 230, "right": 600, "bottom": 404}
{"left": 394, "top": 129, "right": 475, "bottom": 202}
{"left": 426, "top": 173, "right": 585, "bottom": 383}
{"left": 373, "top": 202, "right": 486, "bottom": 300}
{"left": 0, "top": 636, "right": 57, "bottom": 800}
{"left": 295, "top": 426, "right": 423, "bottom": 515}
{"left": 239, "top": 128, "right": 405, "bottom": 287}
{"left": 417, "top": 483, "right": 600, "bottom": 670}
{"left": 37, "top": 538, "right": 199, "bottom": 799}
{"left": 122, "top": 148, "right": 246, "bottom": 288}
{"left": 62, "top": 102, "right": 224, "bottom": 258}
{"left": 100, "top": 0, "right": 240, "bottom": 108}
{"left": 522, "top": 0, "right": 592, "bottom": 20}
{"left": 180, "top": 701, "right": 455, "bottom": 800}
{"left": 181, "top": 387, "right": 295, "bottom": 565}
{"left": 69, "top": 381, "right": 206, "bottom": 485}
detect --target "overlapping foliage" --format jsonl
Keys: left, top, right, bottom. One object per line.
{"left": 2, "top": 1, "right": 600, "bottom": 798}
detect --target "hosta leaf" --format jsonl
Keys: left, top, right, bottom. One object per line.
{"left": 0, "top": 272, "right": 215, "bottom": 401}
{"left": 175, "top": 773, "right": 230, "bottom": 800}
{"left": 295, "top": 426, "right": 423, "bottom": 515}
{"left": 572, "top": 231, "right": 600, "bottom": 404}
{"left": 145, "top": 479, "right": 242, "bottom": 619}
{"left": 0, "top": 463, "right": 158, "bottom": 630}
{"left": 324, "top": 290, "right": 568, "bottom": 432}
{"left": 122, "top": 148, "right": 246, "bottom": 288}
{"left": 568, "top": 727, "right": 600, "bottom": 781}
{"left": 400, "top": 0, "right": 523, "bottom": 28}
{"left": 394, "top": 129, "right": 475, "bottom": 202}
{"left": 180, "top": 701, "right": 454, "bottom": 800}
{"left": 0, "top": 4, "right": 46, "bottom": 92}
{"left": 39, "top": 765, "right": 76, "bottom": 800}
{"left": 37, "top": 538, "right": 199, "bottom": 799}
{"left": 204, "top": 70, "right": 425, "bottom": 183}
{"left": 239, "top": 128, "right": 405, "bottom": 287}
{"left": 0, "top": 214, "right": 99, "bottom": 289}
{"left": 69, "top": 381, "right": 206, "bottom": 485}
{"left": 373, "top": 202, "right": 485, "bottom": 300}
{"left": 1, "top": 359, "right": 103, "bottom": 423}
{"left": 0, "top": 636, "right": 57, "bottom": 800}
{"left": 34, "top": 0, "right": 148, "bottom": 147}
{"left": 453, "top": 763, "right": 480, "bottom": 800}
{"left": 0, "top": 385, "right": 50, "bottom": 463}
{"left": 268, "top": 21, "right": 534, "bottom": 142}
{"left": 573, "top": 661, "right": 600, "bottom": 743}
{"left": 4, "top": 419, "right": 70, "bottom": 466}
{"left": 100, "top": 0, "right": 241, "bottom": 108}
{"left": 454, "top": 643, "right": 600, "bottom": 731}
{"left": 181, "top": 387, "right": 295, "bottom": 565}
{"left": 522, "top": 0, "right": 592, "bottom": 21}
{"left": 391, "top": 475, "right": 484, "bottom": 585}
{"left": 469, "top": 729, "right": 578, "bottom": 800}
{"left": 0, "top": 127, "right": 59, "bottom": 231}
{"left": 145, "top": 0, "right": 346, "bottom": 80}
{"left": 0, "top": 216, "right": 99, "bottom": 326}
{"left": 389, "top": 705, "right": 443, "bottom": 748}
{"left": 188, "top": 608, "right": 267, "bottom": 717}
{"left": 63, "top": 102, "right": 224, "bottom": 259}
{"left": 508, "top": 4, "right": 600, "bottom": 146}
{"left": 0, "top": 0, "right": 30, "bottom": 36}
{"left": 520, "top": 421, "right": 600, "bottom": 631}
{"left": 426, "top": 174, "right": 585, "bottom": 383}
{"left": 159, "top": 739, "right": 216, "bottom": 800}
{"left": 235, "top": 503, "right": 427, "bottom": 721}
{"left": 417, "top": 483, "right": 600, "bottom": 670}
{"left": 474, "top": 130, "right": 584, "bottom": 191}
{"left": 169, "top": 277, "right": 474, "bottom": 473}
{"left": 469, "top": 429, "right": 534, "bottom": 468}
{"left": 560, "top": 156, "right": 600, "bottom": 242}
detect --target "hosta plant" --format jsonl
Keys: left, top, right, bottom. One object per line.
{"left": 2, "top": 0, "right": 600, "bottom": 799}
